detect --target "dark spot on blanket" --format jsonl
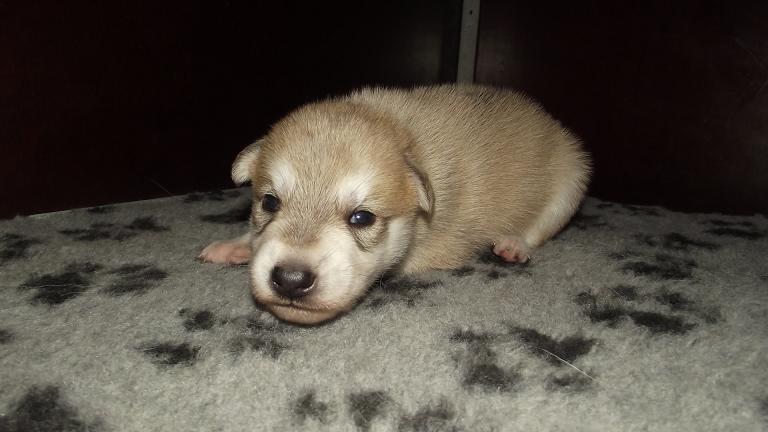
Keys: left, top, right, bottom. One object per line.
{"left": 60, "top": 224, "right": 118, "bottom": 241}
{"left": 228, "top": 335, "right": 288, "bottom": 359}
{"left": 450, "top": 329, "right": 496, "bottom": 344}
{"left": 19, "top": 262, "right": 102, "bottom": 305}
{"left": 108, "top": 264, "right": 152, "bottom": 276}
{"left": 573, "top": 291, "right": 598, "bottom": 306}
{"left": 586, "top": 306, "right": 627, "bottom": 327}
{"left": 0, "top": 386, "right": 102, "bottom": 432}
{"left": 547, "top": 373, "right": 593, "bottom": 393}
{"left": 182, "top": 192, "right": 206, "bottom": 203}
{"left": 183, "top": 190, "right": 242, "bottom": 203}
{"left": 86, "top": 205, "right": 115, "bottom": 214}
{"left": 245, "top": 315, "right": 295, "bottom": 334}
{"left": 226, "top": 314, "right": 292, "bottom": 358}
{"left": 1, "top": 233, "right": 41, "bottom": 262}
{"left": 180, "top": 309, "right": 215, "bottom": 331}
{"left": 611, "top": 285, "right": 639, "bottom": 301}
{"left": 508, "top": 327, "right": 596, "bottom": 366}
{"left": 124, "top": 216, "right": 169, "bottom": 232}
{"left": 451, "top": 266, "right": 475, "bottom": 277}
{"left": 696, "top": 307, "right": 723, "bottom": 324}
{"left": 104, "top": 264, "right": 167, "bottom": 295}
{"left": 473, "top": 251, "right": 533, "bottom": 278}
{"left": 67, "top": 262, "right": 104, "bottom": 274}
{"left": 141, "top": 342, "right": 199, "bottom": 367}
{"left": 663, "top": 233, "right": 719, "bottom": 251}
{"left": 0, "top": 328, "right": 14, "bottom": 344}
{"left": 450, "top": 328, "right": 517, "bottom": 394}
{"left": 627, "top": 311, "right": 695, "bottom": 334}
{"left": 575, "top": 292, "right": 625, "bottom": 326}
{"left": 596, "top": 202, "right": 616, "bottom": 209}
{"left": 577, "top": 291, "right": 698, "bottom": 334}
{"left": 398, "top": 399, "right": 459, "bottom": 432}
{"left": 347, "top": 391, "right": 392, "bottom": 432}
{"left": 60, "top": 217, "right": 168, "bottom": 241}
{"left": 607, "top": 249, "right": 641, "bottom": 260}
{"left": 654, "top": 292, "right": 693, "bottom": 311}
{"left": 460, "top": 341, "right": 498, "bottom": 366}
{"left": 622, "top": 204, "right": 661, "bottom": 217}
{"left": 463, "top": 363, "right": 520, "bottom": 392}
{"left": 758, "top": 398, "right": 768, "bottom": 421}
{"left": 200, "top": 203, "right": 251, "bottom": 224}
{"left": 632, "top": 288, "right": 718, "bottom": 321}
{"left": 621, "top": 253, "right": 697, "bottom": 280}
{"left": 636, "top": 233, "right": 719, "bottom": 251}
{"left": 704, "top": 227, "right": 764, "bottom": 240}
{"left": 705, "top": 219, "right": 755, "bottom": 227}
{"left": 365, "top": 277, "right": 441, "bottom": 308}
{"left": 485, "top": 270, "right": 503, "bottom": 279}
{"left": 293, "top": 390, "right": 332, "bottom": 424}
{"left": 477, "top": 249, "right": 505, "bottom": 265}
{"left": 366, "top": 298, "right": 387, "bottom": 309}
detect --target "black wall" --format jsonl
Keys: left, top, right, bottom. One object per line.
{"left": 0, "top": 1, "right": 460, "bottom": 217}
{"left": 477, "top": 0, "right": 768, "bottom": 215}
{"left": 2, "top": 1, "right": 767, "bottom": 217}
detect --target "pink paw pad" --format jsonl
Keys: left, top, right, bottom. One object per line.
{"left": 492, "top": 237, "right": 531, "bottom": 264}
{"left": 198, "top": 240, "right": 251, "bottom": 265}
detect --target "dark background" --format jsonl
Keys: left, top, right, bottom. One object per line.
{"left": 2, "top": 0, "right": 766, "bottom": 217}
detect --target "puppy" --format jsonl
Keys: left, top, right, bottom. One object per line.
{"left": 200, "top": 85, "right": 590, "bottom": 324}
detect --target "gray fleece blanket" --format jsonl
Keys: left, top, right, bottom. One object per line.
{"left": 1, "top": 188, "right": 767, "bottom": 431}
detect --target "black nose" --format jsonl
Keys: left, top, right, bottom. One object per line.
{"left": 270, "top": 264, "right": 316, "bottom": 299}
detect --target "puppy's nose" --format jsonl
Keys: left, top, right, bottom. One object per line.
{"left": 270, "top": 264, "right": 316, "bottom": 299}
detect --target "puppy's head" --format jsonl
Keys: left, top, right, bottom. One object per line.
{"left": 232, "top": 101, "right": 432, "bottom": 324}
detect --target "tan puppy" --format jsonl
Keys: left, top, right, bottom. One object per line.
{"left": 200, "top": 85, "right": 590, "bottom": 324}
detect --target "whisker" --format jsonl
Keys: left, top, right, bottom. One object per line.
{"left": 533, "top": 347, "right": 597, "bottom": 382}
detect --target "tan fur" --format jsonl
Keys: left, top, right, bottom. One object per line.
{"left": 200, "top": 84, "right": 591, "bottom": 324}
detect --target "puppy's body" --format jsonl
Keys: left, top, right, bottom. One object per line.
{"left": 348, "top": 86, "right": 589, "bottom": 271}
{"left": 201, "top": 85, "right": 590, "bottom": 324}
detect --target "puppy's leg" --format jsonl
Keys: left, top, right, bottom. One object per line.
{"left": 494, "top": 165, "right": 588, "bottom": 264}
{"left": 492, "top": 235, "right": 531, "bottom": 263}
{"left": 198, "top": 233, "right": 252, "bottom": 265}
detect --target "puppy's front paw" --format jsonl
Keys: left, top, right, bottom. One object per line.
{"left": 198, "top": 240, "right": 251, "bottom": 265}
{"left": 492, "top": 236, "right": 531, "bottom": 264}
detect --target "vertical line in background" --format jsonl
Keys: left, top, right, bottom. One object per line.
{"left": 456, "top": 0, "right": 480, "bottom": 83}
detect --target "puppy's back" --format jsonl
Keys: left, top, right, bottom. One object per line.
{"left": 348, "top": 85, "right": 590, "bottom": 270}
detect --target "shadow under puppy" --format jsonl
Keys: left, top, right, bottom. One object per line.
{"left": 200, "top": 85, "right": 591, "bottom": 324}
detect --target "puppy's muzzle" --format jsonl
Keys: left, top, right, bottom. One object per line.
{"left": 270, "top": 263, "right": 316, "bottom": 299}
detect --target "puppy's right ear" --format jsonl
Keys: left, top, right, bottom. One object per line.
{"left": 404, "top": 153, "right": 435, "bottom": 217}
{"left": 231, "top": 139, "right": 263, "bottom": 185}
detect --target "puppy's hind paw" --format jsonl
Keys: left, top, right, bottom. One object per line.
{"left": 198, "top": 239, "right": 251, "bottom": 265}
{"left": 492, "top": 236, "right": 531, "bottom": 264}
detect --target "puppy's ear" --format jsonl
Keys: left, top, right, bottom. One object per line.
{"left": 405, "top": 154, "right": 434, "bottom": 216}
{"left": 231, "top": 139, "right": 263, "bottom": 185}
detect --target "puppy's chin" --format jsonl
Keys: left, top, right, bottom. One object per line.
{"left": 249, "top": 276, "right": 365, "bottom": 324}
{"left": 265, "top": 304, "right": 344, "bottom": 325}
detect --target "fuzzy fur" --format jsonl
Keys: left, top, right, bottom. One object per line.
{"left": 200, "top": 84, "right": 591, "bottom": 323}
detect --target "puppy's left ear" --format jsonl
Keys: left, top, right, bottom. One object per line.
{"left": 231, "top": 139, "right": 263, "bottom": 185}
{"left": 405, "top": 154, "right": 434, "bottom": 216}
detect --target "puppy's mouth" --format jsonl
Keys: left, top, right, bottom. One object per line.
{"left": 263, "top": 298, "right": 326, "bottom": 312}
{"left": 264, "top": 302, "right": 343, "bottom": 325}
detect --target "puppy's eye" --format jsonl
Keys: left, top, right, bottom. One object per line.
{"left": 261, "top": 194, "right": 280, "bottom": 213}
{"left": 348, "top": 210, "right": 376, "bottom": 227}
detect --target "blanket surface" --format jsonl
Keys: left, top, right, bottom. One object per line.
{"left": 1, "top": 189, "right": 766, "bottom": 431}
